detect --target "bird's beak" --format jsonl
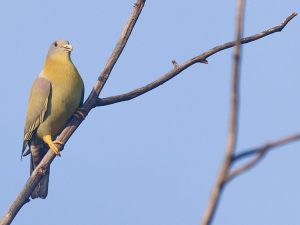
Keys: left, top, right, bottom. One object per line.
{"left": 63, "top": 44, "right": 73, "bottom": 52}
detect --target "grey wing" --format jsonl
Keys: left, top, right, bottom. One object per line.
{"left": 22, "top": 76, "right": 51, "bottom": 156}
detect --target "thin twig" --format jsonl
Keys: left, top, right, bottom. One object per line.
{"left": 227, "top": 133, "right": 300, "bottom": 181}
{"left": 96, "top": 12, "right": 297, "bottom": 107}
{"left": 201, "top": 1, "right": 245, "bottom": 225}
{"left": 233, "top": 133, "right": 300, "bottom": 161}
{"left": 0, "top": 1, "right": 146, "bottom": 225}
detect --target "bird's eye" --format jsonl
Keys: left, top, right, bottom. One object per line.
{"left": 54, "top": 42, "right": 58, "bottom": 47}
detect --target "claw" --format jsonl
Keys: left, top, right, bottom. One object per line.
{"left": 43, "top": 135, "right": 62, "bottom": 157}
{"left": 53, "top": 140, "right": 64, "bottom": 146}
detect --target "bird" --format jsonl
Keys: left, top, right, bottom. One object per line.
{"left": 22, "top": 39, "right": 84, "bottom": 199}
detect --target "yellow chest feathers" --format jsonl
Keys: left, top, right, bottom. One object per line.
{"left": 42, "top": 54, "right": 83, "bottom": 112}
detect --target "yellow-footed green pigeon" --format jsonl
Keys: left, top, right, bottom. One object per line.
{"left": 22, "top": 40, "right": 84, "bottom": 199}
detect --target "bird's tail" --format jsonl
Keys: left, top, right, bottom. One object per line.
{"left": 30, "top": 141, "right": 50, "bottom": 199}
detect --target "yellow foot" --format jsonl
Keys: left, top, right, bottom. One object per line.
{"left": 74, "top": 108, "right": 86, "bottom": 120}
{"left": 43, "top": 135, "right": 62, "bottom": 157}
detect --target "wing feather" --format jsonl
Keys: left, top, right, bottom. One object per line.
{"left": 22, "top": 76, "right": 51, "bottom": 156}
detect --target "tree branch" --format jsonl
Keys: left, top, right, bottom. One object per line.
{"left": 85, "top": 0, "right": 146, "bottom": 109}
{"left": 201, "top": 1, "right": 245, "bottom": 224}
{"left": 226, "top": 133, "right": 300, "bottom": 182}
{"left": 96, "top": 12, "right": 297, "bottom": 107}
{"left": 0, "top": 2, "right": 296, "bottom": 225}
{"left": 0, "top": 1, "right": 146, "bottom": 225}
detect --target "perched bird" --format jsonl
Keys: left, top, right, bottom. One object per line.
{"left": 22, "top": 40, "right": 84, "bottom": 199}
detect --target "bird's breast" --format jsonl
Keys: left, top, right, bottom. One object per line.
{"left": 37, "top": 60, "right": 83, "bottom": 138}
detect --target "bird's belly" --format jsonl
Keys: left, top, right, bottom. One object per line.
{"left": 37, "top": 81, "right": 82, "bottom": 138}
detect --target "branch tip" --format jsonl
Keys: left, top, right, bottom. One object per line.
{"left": 200, "top": 59, "right": 208, "bottom": 64}
{"left": 288, "top": 12, "right": 298, "bottom": 20}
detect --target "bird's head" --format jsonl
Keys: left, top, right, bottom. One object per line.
{"left": 46, "top": 39, "right": 73, "bottom": 60}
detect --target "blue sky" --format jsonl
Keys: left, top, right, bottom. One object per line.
{"left": 0, "top": 1, "right": 299, "bottom": 225}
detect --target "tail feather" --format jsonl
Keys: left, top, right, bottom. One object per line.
{"left": 30, "top": 140, "right": 50, "bottom": 199}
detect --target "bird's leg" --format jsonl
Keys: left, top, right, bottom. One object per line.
{"left": 74, "top": 107, "right": 87, "bottom": 120}
{"left": 43, "top": 135, "right": 61, "bottom": 157}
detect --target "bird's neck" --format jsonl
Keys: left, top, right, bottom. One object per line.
{"left": 42, "top": 54, "right": 77, "bottom": 82}
{"left": 43, "top": 53, "right": 72, "bottom": 71}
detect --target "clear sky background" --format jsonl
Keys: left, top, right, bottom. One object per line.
{"left": 0, "top": 1, "right": 299, "bottom": 225}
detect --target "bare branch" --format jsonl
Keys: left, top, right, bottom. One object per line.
{"left": 0, "top": 1, "right": 146, "bottom": 225}
{"left": 201, "top": 1, "right": 245, "bottom": 225}
{"left": 0, "top": 2, "right": 296, "bottom": 225}
{"left": 84, "top": 0, "right": 146, "bottom": 110}
{"left": 233, "top": 133, "right": 300, "bottom": 161}
{"left": 226, "top": 133, "right": 300, "bottom": 182}
{"left": 96, "top": 12, "right": 297, "bottom": 107}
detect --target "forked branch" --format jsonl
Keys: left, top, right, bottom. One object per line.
{"left": 0, "top": 1, "right": 146, "bottom": 225}
{"left": 200, "top": 4, "right": 297, "bottom": 225}
{"left": 0, "top": 1, "right": 296, "bottom": 224}
{"left": 201, "top": 1, "right": 245, "bottom": 224}
{"left": 227, "top": 133, "right": 300, "bottom": 182}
